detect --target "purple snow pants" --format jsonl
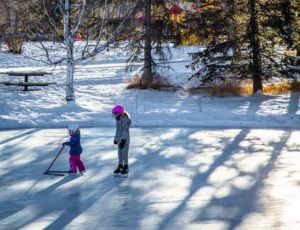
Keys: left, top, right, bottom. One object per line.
{"left": 69, "top": 155, "right": 85, "bottom": 173}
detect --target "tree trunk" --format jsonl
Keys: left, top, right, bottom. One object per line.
{"left": 249, "top": 0, "right": 262, "bottom": 93}
{"left": 228, "top": 0, "right": 238, "bottom": 54}
{"left": 9, "top": 7, "right": 17, "bottom": 33}
{"left": 141, "top": 0, "right": 153, "bottom": 89}
{"left": 281, "top": 0, "right": 293, "bottom": 49}
{"left": 64, "top": 0, "right": 75, "bottom": 101}
{"left": 66, "top": 43, "right": 75, "bottom": 101}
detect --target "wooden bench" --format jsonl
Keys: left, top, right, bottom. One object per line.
{"left": 0, "top": 71, "right": 55, "bottom": 91}
{"left": 3, "top": 82, "right": 56, "bottom": 87}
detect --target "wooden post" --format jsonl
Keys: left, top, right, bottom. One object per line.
{"left": 24, "top": 74, "right": 28, "bottom": 91}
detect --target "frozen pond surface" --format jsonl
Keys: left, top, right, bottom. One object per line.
{"left": 0, "top": 127, "right": 300, "bottom": 230}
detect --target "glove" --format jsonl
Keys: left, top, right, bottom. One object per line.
{"left": 62, "top": 142, "right": 67, "bottom": 146}
{"left": 119, "top": 139, "right": 126, "bottom": 149}
{"left": 114, "top": 138, "right": 118, "bottom": 145}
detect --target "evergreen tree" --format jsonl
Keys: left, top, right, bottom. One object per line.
{"left": 189, "top": 0, "right": 300, "bottom": 93}
{"left": 126, "top": 0, "right": 172, "bottom": 89}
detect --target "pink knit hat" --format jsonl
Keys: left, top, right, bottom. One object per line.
{"left": 112, "top": 105, "right": 124, "bottom": 115}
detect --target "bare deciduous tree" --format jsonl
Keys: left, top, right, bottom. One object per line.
{"left": 11, "top": 0, "right": 141, "bottom": 101}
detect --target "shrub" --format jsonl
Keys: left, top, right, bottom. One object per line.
{"left": 6, "top": 36, "right": 24, "bottom": 53}
{"left": 263, "top": 82, "right": 292, "bottom": 95}
{"left": 190, "top": 80, "right": 300, "bottom": 96}
{"left": 209, "top": 80, "right": 253, "bottom": 96}
{"left": 126, "top": 74, "right": 172, "bottom": 90}
{"left": 126, "top": 75, "right": 142, "bottom": 89}
{"left": 186, "top": 79, "right": 253, "bottom": 96}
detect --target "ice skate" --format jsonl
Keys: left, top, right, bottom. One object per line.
{"left": 114, "top": 164, "right": 123, "bottom": 176}
{"left": 120, "top": 165, "right": 128, "bottom": 178}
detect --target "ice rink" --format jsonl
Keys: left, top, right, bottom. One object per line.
{"left": 0, "top": 127, "right": 300, "bottom": 230}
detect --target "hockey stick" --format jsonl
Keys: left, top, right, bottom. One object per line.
{"left": 46, "top": 170, "right": 70, "bottom": 173}
{"left": 44, "top": 171, "right": 65, "bottom": 176}
{"left": 43, "top": 146, "right": 65, "bottom": 176}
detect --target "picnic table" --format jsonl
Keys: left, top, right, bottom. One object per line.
{"left": 0, "top": 71, "right": 55, "bottom": 91}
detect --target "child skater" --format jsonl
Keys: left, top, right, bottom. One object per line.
{"left": 63, "top": 125, "right": 86, "bottom": 175}
{"left": 112, "top": 105, "right": 131, "bottom": 177}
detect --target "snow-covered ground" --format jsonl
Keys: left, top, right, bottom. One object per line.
{"left": 0, "top": 127, "right": 300, "bottom": 229}
{"left": 0, "top": 43, "right": 299, "bottom": 129}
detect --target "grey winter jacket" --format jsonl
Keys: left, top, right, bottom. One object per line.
{"left": 115, "top": 113, "right": 131, "bottom": 144}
